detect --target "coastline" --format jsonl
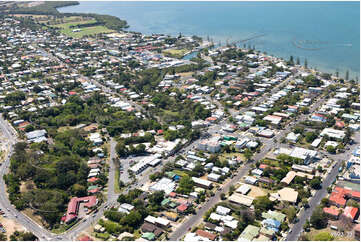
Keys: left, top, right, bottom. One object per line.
{"left": 57, "top": 1, "right": 360, "bottom": 79}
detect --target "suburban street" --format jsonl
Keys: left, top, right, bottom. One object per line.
{"left": 169, "top": 80, "right": 333, "bottom": 240}
{"left": 286, "top": 131, "right": 360, "bottom": 241}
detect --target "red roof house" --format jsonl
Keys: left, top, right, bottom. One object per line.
{"left": 329, "top": 186, "right": 360, "bottom": 207}
{"left": 323, "top": 207, "right": 340, "bottom": 219}
{"left": 64, "top": 196, "right": 97, "bottom": 223}
{"left": 196, "top": 229, "right": 217, "bottom": 241}
{"left": 177, "top": 204, "right": 188, "bottom": 213}
{"left": 78, "top": 235, "right": 93, "bottom": 241}
{"left": 342, "top": 206, "right": 359, "bottom": 221}
{"left": 87, "top": 177, "right": 99, "bottom": 183}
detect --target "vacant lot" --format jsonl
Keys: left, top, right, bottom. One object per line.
{"left": 0, "top": 216, "right": 25, "bottom": 239}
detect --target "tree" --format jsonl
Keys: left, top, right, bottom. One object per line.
{"left": 220, "top": 193, "right": 226, "bottom": 200}
{"left": 303, "top": 219, "right": 311, "bottom": 231}
{"left": 305, "top": 132, "right": 318, "bottom": 143}
{"left": 288, "top": 55, "right": 294, "bottom": 65}
{"left": 116, "top": 141, "right": 128, "bottom": 157}
{"left": 176, "top": 175, "right": 194, "bottom": 195}
{"left": 0, "top": 233, "right": 7, "bottom": 241}
{"left": 326, "top": 145, "right": 336, "bottom": 154}
{"left": 253, "top": 196, "right": 274, "bottom": 212}
{"left": 283, "top": 206, "right": 297, "bottom": 222}
{"left": 310, "top": 177, "right": 322, "bottom": 189}
{"left": 310, "top": 206, "right": 328, "bottom": 229}
{"left": 244, "top": 148, "right": 253, "bottom": 162}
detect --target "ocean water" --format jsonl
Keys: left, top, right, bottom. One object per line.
{"left": 59, "top": 1, "right": 360, "bottom": 78}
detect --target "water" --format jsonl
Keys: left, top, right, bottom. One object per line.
{"left": 59, "top": 1, "right": 360, "bottom": 78}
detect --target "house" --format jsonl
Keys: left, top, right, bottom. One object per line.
{"left": 228, "top": 193, "right": 254, "bottom": 207}
{"left": 142, "top": 232, "right": 155, "bottom": 241}
{"left": 289, "top": 147, "right": 317, "bottom": 164}
{"left": 310, "top": 113, "right": 327, "bottom": 123}
{"left": 286, "top": 132, "right": 301, "bottom": 143}
{"left": 320, "top": 128, "right": 346, "bottom": 141}
{"left": 216, "top": 205, "right": 231, "bottom": 216}
{"left": 195, "top": 229, "right": 217, "bottom": 241}
{"left": 25, "top": 129, "right": 47, "bottom": 143}
{"left": 164, "top": 211, "right": 178, "bottom": 221}
{"left": 207, "top": 173, "right": 221, "bottom": 182}
{"left": 63, "top": 196, "right": 97, "bottom": 223}
{"left": 323, "top": 207, "right": 340, "bottom": 220}
{"left": 270, "top": 188, "right": 298, "bottom": 204}
{"left": 263, "top": 115, "right": 282, "bottom": 126}
{"left": 177, "top": 203, "right": 188, "bottom": 214}
{"left": 329, "top": 187, "right": 360, "bottom": 208}
{"left": 244, "top": 176, "right": 258, "bottom": 185}
{"left": 341, "top": 206, "right": 359, "bottom": 221}
{"left": 262, "top": 218, "right": 281, "bottom": 232}
{"left": 192, "top": 177, "right": 212, "bottom": 189}
{"left": 149, "top": 177, "right": 176, "bottom": 195}
{"left": 236, "top": 184, "right": 251, "bottom": 195}
{"left": 281, "top": 171, "right": 297, "bottom": 185}
{"left": 262, "top": 210, "right": 286, "bottom": 223}
{"left": 239, "top": 225, "right": 260, "bottom": 241}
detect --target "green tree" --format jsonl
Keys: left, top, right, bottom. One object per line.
{"left": 283, "top": 206, "right": 297, "bottom": 222}
{"left": 244, "top": 148, "right": 253, "bottom": 162}
{"left": 310, "top": 177, "right": 322, "bottom": 189}
{"left": 305, "top": 132, "right": 318, "bottom": 143}
{"left": 326, "top": 146, "right": 336, "bottom": 154}
{"left": 310, "top": 206, "right": 328, "bottom": 229}
{"left": 176, "top": 175, "right": 194, "bottom": 195}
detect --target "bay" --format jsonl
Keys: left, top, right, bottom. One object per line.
{"left": 59, "top": 1, "right": 360, "bottom": 78}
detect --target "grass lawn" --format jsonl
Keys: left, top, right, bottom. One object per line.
{"left": 51, "top": 19, "right": 114, "bottom": 38}
{"left": 172, "top": 169, "right": 189, "bottom": 177}
{"left": 114, "top": 168, "right": 121, "bottom": 193}
{"left": 305, "top": 227, "right": 355, "bottom": 241}
{"left": 261, "top": 158, "right": 280, "bottom": 167}
{"left": 219, "top": 152, "right": 245, "bottom": 162}
{"left": 163, "top": 49, "right": 188, "bottom": 58}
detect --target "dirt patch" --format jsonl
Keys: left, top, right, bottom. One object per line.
{"left": 247, "top": 185, "right": 267, "bottom": 198}
{"left": 20, "top": 181, "right": 36, "bottom": 193}
{"left": 0, "top": 216, "right": 26, "bottom": 239}
{"left": 22, "top": 209, "right": 46, "bottom": 228}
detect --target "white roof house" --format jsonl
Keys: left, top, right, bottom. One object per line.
{"left": 236, "top": 184, "right": 251, "bottom": 195}
{"left": 320, "top": 128, "right": 346, "bottom": 140}
{"left": 216, "top": 206, "right": 231, "bottom": 216}
{"left": 149, "top": 177, "right": 176, "bottom": 195}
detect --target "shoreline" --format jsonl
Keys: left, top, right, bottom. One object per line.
{"left": 56, "top": 2, "right": 360, "bottom": 79}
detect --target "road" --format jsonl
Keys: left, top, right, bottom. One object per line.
{"left": 0, "top": 115, "right": 59, "bottom": 241}
{"left": 107, "top": 138, "right": 119, "bottom": 202}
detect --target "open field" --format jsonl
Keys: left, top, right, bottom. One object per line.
{"left": 163, "top": 49, "right": 188, "bottom": 58}
{"left": 50, "top": 18, "right": 114, "bottom": 38}
{"left": 304, "top": 227, "right": 356, "bottom": 241}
